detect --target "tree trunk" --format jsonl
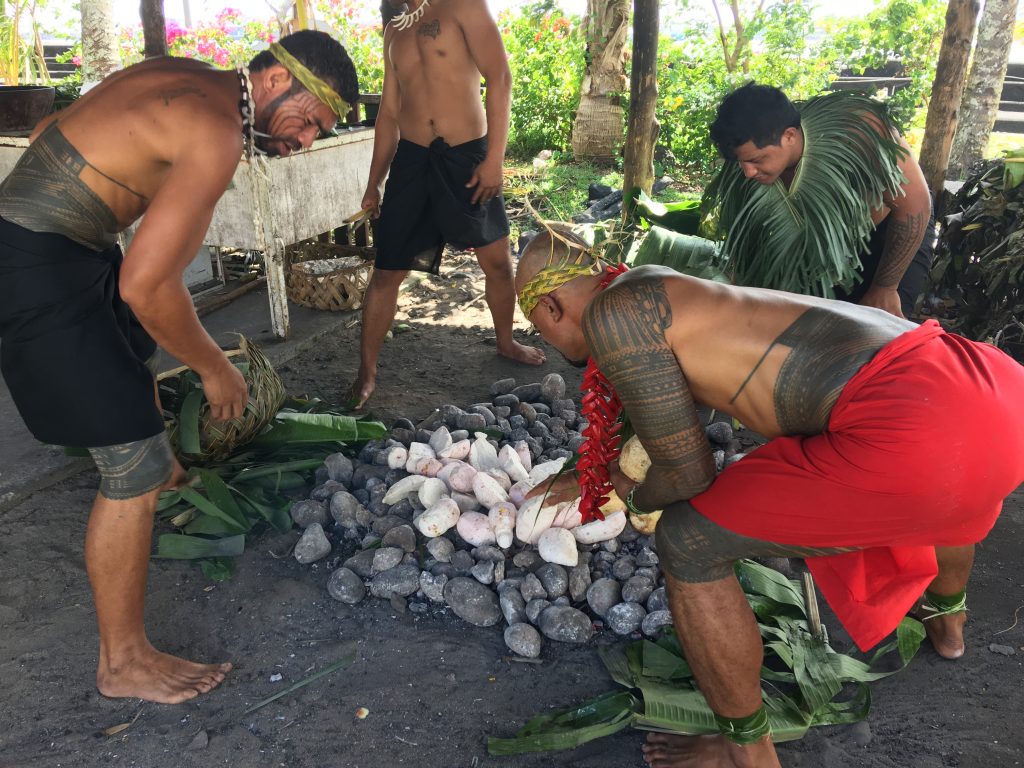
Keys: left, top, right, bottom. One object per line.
{"left": 621, "top": 0, "right": 659, "bottom": 210}
{"left": 80, "top": 0, "right": 121, "bottom": 89}
{"left": 918, "top": 0, "right": 980, "bottom": 198}
{"left": 140, "top": 0, "right": 168, "bottom": 58}
{"left": 947, "top": 0, "right": 1018, "bottom": 180}
{"left": 571, "top": 0, "right": 630, "bottom": 161}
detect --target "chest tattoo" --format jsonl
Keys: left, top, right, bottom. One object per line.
{"left": 419, "top": 19, "right": 440, "bottom": 38}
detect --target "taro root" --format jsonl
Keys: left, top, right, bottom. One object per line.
{"left": 414, "top": 498, "right": 461, "bottom": 537}
{"left": 382, "top": 474, "right": 427, "bottom": 505}
{"left": 538, "top": 527, "right": 579, "bottom": 567}
{"left": 618, "top": 435, "right": 662, "bottom": 534}
{"left": 488, "top": 502, "right": 517, "bottom": 548}
{"left": 457, "top": 511, "right": 497, "bottom": 547}
{"left": 573, "top": 510, "right": 627, "bottom": 544}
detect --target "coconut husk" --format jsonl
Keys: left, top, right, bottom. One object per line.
{"left": 158, "top": 336, "right": 286, "bottom": 464}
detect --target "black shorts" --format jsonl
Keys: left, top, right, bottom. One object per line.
{"left": 835, "top": 214, "right": 936, "bottom": 317}
{"left": 0, "top": 217, "right": 163, "bottom": 448}
{"left": 375, "top": 136, "right": 510, "bottom": 274}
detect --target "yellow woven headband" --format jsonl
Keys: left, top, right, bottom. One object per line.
{"left": 518, "top": 260, "right": 601, "bottom": 318}
{"left": 268, "top": 42, "right": 350, "bottom": 119}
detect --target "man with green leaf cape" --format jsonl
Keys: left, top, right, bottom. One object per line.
{"left": 515, "top": 230, "right": 1024, "bottom": 767}
{"left": 705, "top": 84, "right": 934, "bottom": 318}
{"left": 0, "top": 32, "right": 357, "bottom": 704}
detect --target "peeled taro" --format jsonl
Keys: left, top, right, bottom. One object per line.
{"left": 515, "top": 496, "right": 560, "bottom": 545}
{"left": 417, "top": 477, "right": 448, "bottom": 508}
{"left": 428, "top": 426, "right": 453, "bottom": 456}
{"left": 573, "top": 510, "right": 627, "bottom": 544}
{"left": 469, "top": 432, "right": 500, "bottom": 472}
{"left": 538, "top": 527, "right": 578, "bottom": 567}
{"left": 488, "top": 501, "right": 517, "bottom": 549}
{"left": 414, "top": 498, "right": 461, "bottom": 538}
{"left": 382, "top": 474, "right": 427, "bottom": 505}
{"left": 457, "top": 511, "right": 496, "bottom": 547}
{"left": 439, "top": 439, "right": 471, "bottom": 460}
{"left": 447, "top": 463, "right": 478, "bottom": 494}
{"left": 498, "top": 445, "right": 530, "bottom": 484}
{"left": 472, "top": 472, "right": 510, "bottom": 508}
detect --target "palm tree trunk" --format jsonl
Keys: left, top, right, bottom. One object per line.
{"left": 918, "top": 0, "right": 980, "bottom": 199}
{"left": 622, "top": 0, "right": 659, "bottom": 219}
{"left": 947, "top": 0, "right": 1019, "bottom": 180}
{"left": 141, "top": 0, "right": 168, "bottom": 58}
{"left": 80, "top": 0, "right": 121, "bottom": 89}
{"left": 571, "top": 0, "right": 630, "bottom": 161}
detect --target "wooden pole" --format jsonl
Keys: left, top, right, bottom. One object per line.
{"left": 917, "top": 0, "right": 980, "bottom": 199}
{"left": 140, "top": 0, "right": 168, "bottom": 58}
{"left": 621, "top": 0, "right": 659, "bottom": 214}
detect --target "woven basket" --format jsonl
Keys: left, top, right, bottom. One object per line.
{"left": 285, "top": 219, "right": 375, "bottom": 311}
{"left": 158, "top": 336, "right": 286, "bottom": 464}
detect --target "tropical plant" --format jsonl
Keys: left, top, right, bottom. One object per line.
{"left": 818, "top": 0, "right": 946, "bottom": 131}
{"left": 930, "top": 152, "right": 1024, "bottom": 361}
{"left": 119, "top": 9, "right": 277, "bottom": 68}
{"left": 316, "top": 0, "right": 384, "bottom": 93}
{"left": 489, "top": 559, "right": 925, "bottom": 754}
{"left": 500, "top": 5, "right": 585, "bottom": 157}
{"left": 0, "top": 0, "right": 49, "bottom": 84}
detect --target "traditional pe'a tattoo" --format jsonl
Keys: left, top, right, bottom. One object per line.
{"left": 419, "top": 19, "right": 440, "bottom": 38}
{"left": 731, "top": 307, "right": 891, "bottom": 435}
{"left": 584, "top": 276, "right": 715, "bottom": 499}
{"left": 875, "top": 210, "right": 929, "bottom": 288}
{"left": 89, "top": 432, "right": 174, "bottom": 500}
{"left": 0, "top": 123, "right": 144, "bottom": 251}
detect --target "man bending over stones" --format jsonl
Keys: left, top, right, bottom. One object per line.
{"left": 0, "top": 31, "right": 358, "bottom": 704}
{"left": 515, "top": 230, "right": 1024, "bottom": 767}
{"left": 351, "top": 0, "right": 545, "bottom": 409}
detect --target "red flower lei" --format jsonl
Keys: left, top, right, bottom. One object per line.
{"left": 576, "top": 262, "right": 629, "bottom": 523}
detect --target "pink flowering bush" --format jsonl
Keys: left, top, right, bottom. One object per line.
{"left": 119, "top": 9, "right": 278, "bottom": 68}
{"left": 315, "top": 0, "right": 383, "bottom": 93}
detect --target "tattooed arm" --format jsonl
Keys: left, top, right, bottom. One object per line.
{"left": 582, "top": 275, "right": 716, "bottom": 512}
{"left": 863, "top": 133, "right": 932, "bottom": 317}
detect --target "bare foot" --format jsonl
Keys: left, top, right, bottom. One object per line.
{"left": 913, "top": 605, "right": 967, "bottom": 659}
{"left": 97, "top": 644, "right": 232, "bottom": 704}
{"left": 642, "top": 732, "right": 781, "bottom": 768}
{"left": 497, "top": 340, "right": 546, "bottom": 366}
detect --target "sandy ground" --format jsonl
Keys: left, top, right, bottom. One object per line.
{"left": 1, "top": 253, "right": 1023, "bottom": 768}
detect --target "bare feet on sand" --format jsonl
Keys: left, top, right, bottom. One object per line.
{"left": 97, "top": 644, "right": 232, "bottom": 704}
{"left": 642, "top": 732, "right": 781, "bottom": 768}
{"left": 497, "top": 340, "right": 546, "bottom": 366}
{"left": 916, "top": 606, "right": 967, "bottom": 659}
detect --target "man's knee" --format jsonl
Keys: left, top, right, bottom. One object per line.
{"left": 475, "top": 239, "right": 513, "bottom": 275}
{"left": 89, "top": 432, "right": 174, "bottom": 500}
{"left": 655, "top": 502, "right": 740, "bottom": 583}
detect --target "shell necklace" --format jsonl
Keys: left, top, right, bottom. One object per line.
{"left": 236, "top": 66, "right": 259, "bottom": 160}
{"left": 388, "top": 0, "right": 431, "bottom": 30}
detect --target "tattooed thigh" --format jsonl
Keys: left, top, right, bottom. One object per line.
{"left": 656, "top": 501, "right": 854, "bottom": 583}
{"left": 89, "top": 432, "right": 174, "bottom": 500}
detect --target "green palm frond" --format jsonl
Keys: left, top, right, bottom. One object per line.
{"left": 704, "top": 91, "right": 907, "bottom": 297}
{"left": 488, "top": 560, "right": 925, "bottom": 755}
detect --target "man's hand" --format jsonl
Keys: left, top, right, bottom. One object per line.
{"left": 859, "top": 284, "right": 904, "bottom": 318}
{"left": 466, "top": 155, "right": 504, "bottom": 205}
{"left": 361, "top": 186, "right": 382, "bottom": 218}
{"left": 200, "top": 358, "right": 249, "bottom": 423}
{"left": 608, "top": 459, "right": 637, "bottom": 503}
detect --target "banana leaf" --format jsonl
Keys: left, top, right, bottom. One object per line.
{"left": 489, "top": 559, "right": 926, "bottom": 756}
{"left": 252, "top": 412, "right": 387, "bottom": 447}
{"left": 631, "top": 226, "right": 730, "bottom": 284}
{"left": 155, "top": 533, "right": 246, "bottom": 559}
{"left": 633, "top": 191, "right": 703, "bottom": 236}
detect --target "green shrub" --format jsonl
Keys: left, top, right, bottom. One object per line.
{"left": 500, "top": 5, "right": 585, "bottom": 157}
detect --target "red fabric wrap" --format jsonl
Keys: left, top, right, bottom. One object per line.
{"left": 690, "top": 320, "right": 1024, "bottom": 650}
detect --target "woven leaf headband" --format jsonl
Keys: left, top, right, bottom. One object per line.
{"left": 268, "top": 42, "right": 350, "bottom": 119}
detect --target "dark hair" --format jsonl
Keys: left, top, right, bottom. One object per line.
{"left": 249, "top": 30, "right": 359, "bottom": 111}
{"left": 709, "top": 83, "right": 801, "bottom": 161}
